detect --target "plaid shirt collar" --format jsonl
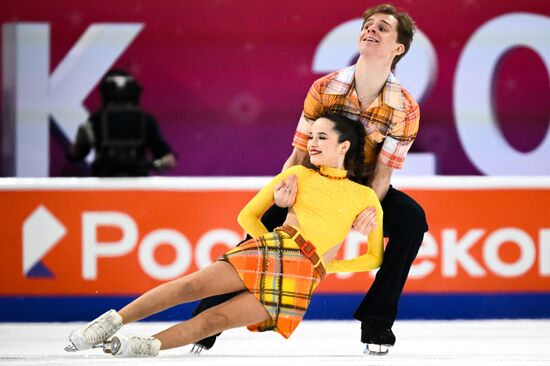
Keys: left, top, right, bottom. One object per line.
{"left": 325, "top": 65, "right": 405, "bottom": 111}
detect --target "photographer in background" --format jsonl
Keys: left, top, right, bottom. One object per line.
{"left": 67, "top": 69, "right": 177, "bottom": 177}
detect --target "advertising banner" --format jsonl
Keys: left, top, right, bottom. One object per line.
{"left": 2, "top": 178, "right": 549, "bottom": 297}
{"left": 1, "top": 0, "right": 549, "bottom": 177}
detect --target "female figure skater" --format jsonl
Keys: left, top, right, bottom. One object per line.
{"left": 65, "top": 113, "right": 384, "bottom": 357}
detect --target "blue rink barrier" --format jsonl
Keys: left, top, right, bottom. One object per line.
{"left": 1, "top": 293, "right": 549, "bottom": 322}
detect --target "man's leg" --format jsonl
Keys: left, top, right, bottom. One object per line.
{"left": 191, "top": 204, "right": 288, "bottom": 351}
{"left": 354, "top": 187, "right": 428, "bottom": 354}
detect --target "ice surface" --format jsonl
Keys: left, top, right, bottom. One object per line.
{"left": 1, "top": 320, "right": 549, "bottom": 365}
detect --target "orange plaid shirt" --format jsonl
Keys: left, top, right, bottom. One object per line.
{"left": 292, "top": 65, "right": 420, "bottom": 175}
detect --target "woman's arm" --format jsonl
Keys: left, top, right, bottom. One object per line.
{"left": 326, "top": 191, "right": 384, "bottom": 273}
{"left": 237, "top": 166, "right": 301, "bottom": 238}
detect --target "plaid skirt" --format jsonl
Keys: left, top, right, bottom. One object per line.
{"left": 218, "top": 229, "right": 323, "bottom": 338}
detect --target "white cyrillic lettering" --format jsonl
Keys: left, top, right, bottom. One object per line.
{"left": 195, "top": 229, "right": 241, "bottom": 269}
{"left": 442, "top": 229, "right": 486, "bottom": 277}
{"left": 483, "top": 228, "right": 535, "bottom": 277}
{"left": 2, "top": 23, "right": 143, "bottom": 176}
{"left": 138, "top": 229, "right": 191, "bottom": 280}
{"left": 82, "top": 212, "right": 137, "bottom": 280}
{"left": 540, "top": 229, "right": 550, "bottom": 276}
{"left": 2, "top": 24, "right": 49, "bottom": 177}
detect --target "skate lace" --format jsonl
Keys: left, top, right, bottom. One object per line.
{"left": 130, "top": 337, "right": 157, "bottom": 356}
{"left": 81, "top": 314, "right": 117, "bottom": 345}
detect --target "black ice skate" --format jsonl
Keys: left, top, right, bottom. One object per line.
{"left": 361, "top": 319, "right": 396, "bottom": 355}
{"left": 189, "top": 334, "right": 217, "bottom": 354}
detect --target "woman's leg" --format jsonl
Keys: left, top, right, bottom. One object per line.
{"left": 191, "top": 205, "right": 289, "bottom": 350}
{"left": 118, "top": 261, "right": 247, "bottom": 324}
{"left": 154, "top": 291, "right": 270, "bottom": 350}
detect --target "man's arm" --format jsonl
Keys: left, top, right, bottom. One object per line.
{"left": 282, "top": 147, "right": 308, "bottom": 171}
{"left": 367, "top": 162, "right": 393, "bottom": 201}
{"left": 367, "top": 89, "right": 419, "bottom": 201}
{"left": 351, "top": 162, "right": 392, "bottom": 234}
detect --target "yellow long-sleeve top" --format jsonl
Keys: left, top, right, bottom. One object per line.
{"left": 237, "top": 165, "right": 384, "bottom": 273}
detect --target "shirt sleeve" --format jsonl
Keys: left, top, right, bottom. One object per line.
{"left": 326, "top": 189, "right": 384, "bottom": 273}
{"left": 377, "top": 91, "right": 420, "bottom": 169}
{"left": 237, "top": 166, "right": 302, "bottom": 238}
{"left": 146, "top": 115, "right": 173, "bottom": 159}
{"left": 291, "top": 83, "right": 325, "bottom": 152}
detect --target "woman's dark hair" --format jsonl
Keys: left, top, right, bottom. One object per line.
{"left": 305, "top": 113, "right": 367, "bottom": 184}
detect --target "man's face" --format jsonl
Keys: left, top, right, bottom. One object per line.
{"left": 358, "top": 13, "right": 404, "bottom": 63}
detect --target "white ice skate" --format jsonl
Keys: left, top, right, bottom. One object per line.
{"left": 364, "top": 343, "right": 392, "bottom": 355}
{"left": 104, "top": 334, "right": 161, "bottom": 357}
{"left": 64, "top": 309, "right": 123, "bottom": 352}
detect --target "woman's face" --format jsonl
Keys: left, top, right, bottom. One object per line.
{"left": 307, "top": 117, "right": 348, "bottom": 168}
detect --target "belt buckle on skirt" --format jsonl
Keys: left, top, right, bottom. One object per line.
{"left": 299, "top": 240, "right": 316, "bottom": 258}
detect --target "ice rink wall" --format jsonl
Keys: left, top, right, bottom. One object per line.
{"left": 1, "top": 177, "right": 549, "bottom": 321}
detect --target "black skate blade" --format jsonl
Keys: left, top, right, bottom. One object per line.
{"left": 189, "top": 344, "right": 206, "bottom": 355}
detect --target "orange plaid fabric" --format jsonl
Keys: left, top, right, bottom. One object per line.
{"left": 218, "top": 230, "right": 322, "bottom": 339}
{"left": 292, "top": 65, "right": 420, "bottom": 175}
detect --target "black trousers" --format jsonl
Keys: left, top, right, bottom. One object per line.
{"left": 354, "top": 186, "right": 428, "bottom": 327}
{"left": 192, "top": 186, "right": 427, "bottom": 329}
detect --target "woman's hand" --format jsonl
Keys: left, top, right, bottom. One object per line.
{"left": 273, "top": 174, "right": 298, "bottom": 208}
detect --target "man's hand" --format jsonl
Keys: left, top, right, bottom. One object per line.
{"left": 153, "top": 153, "right": 177, "bottom": 171}
{"left": 274, "top": 174, "right": 298, "bottom": 208}
{"left": 352, "top": 207, "right": 378, "bottom": 236}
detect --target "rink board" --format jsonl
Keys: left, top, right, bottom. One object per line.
{"left": 1, "top": 293, "right": 550, "bottom": 322}
{"left": 1, "top": 177, "right": 549, "bottom": 321}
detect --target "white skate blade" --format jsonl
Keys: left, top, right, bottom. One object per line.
{"left": 64, "top": 342, "right": 107, "bottom": 353}
{"left": 102, "top": 340, "right": 112, "bottom": 354}
{"left": 64, "top": 344, "right": 78, "bottom": 352}
{"left": 364, "top": 343, "right": 391, "bottom": 355}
